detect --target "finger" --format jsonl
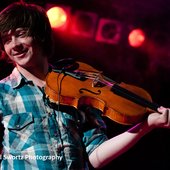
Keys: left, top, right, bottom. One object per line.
{"left": 166, "top": 109, "right": 170, "bottom": 125}
{"left": 161, "top": 109, "right": 169, "bottom": 125}
{"left": 157, "top": 106, "right": 167, "bottom": 113}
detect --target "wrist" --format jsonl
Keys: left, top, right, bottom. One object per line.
{"left": 128, "top": 120, "right": 153, "bottom": 135}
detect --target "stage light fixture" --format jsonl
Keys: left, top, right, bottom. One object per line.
{"left": 70, "top": 11, "right": 98, "bottom": 38}
{"left": 96, "top": 18, "right": 122, "bottom": 44}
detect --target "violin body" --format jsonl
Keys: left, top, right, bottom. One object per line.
{"left": 45, "top": 61, "right": 158, "bottom": 125}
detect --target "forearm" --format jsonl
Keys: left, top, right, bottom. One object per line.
{"left": 89, "top": 121, "right": 153, "bottom": 168}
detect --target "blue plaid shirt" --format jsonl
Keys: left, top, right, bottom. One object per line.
{"left": 0, "top": 68, "right": 108, "bottom": 170}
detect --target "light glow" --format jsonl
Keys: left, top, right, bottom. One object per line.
{"left": 46, "top": 7, "right": 67, "bottom": 28}
{"left": 128, "top": 28, "right": 145, "bottom": 47}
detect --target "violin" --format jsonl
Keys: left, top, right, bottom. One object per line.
{"left": 45, "top": 60, "right": 160, "bottom": 125}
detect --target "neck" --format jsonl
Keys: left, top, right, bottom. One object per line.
{"left": 16, "top": 58, "right": 49, "bottom": 87}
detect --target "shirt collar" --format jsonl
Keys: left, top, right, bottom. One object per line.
{"left": 10, "top": 67, "right": 33, "bottom": 89}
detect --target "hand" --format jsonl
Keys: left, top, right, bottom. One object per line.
{"left": 147, "top": 106, "right": 170, "bottom": 129}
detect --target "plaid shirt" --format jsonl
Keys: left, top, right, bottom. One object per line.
{"left": 0, "top": 67, "right": 108, "bottom": 170}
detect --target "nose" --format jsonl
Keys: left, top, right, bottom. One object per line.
{"left": 11, "top": 36, "right": 23, "bottom": 51}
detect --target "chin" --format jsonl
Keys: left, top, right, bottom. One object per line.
{"left": 16, "top": 58, "right": 32, "bottom": 67}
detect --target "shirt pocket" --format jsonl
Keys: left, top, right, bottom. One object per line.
{"left": 7, "top": 112, "right": 34, "bottom": 130}
{"left": 3, "top": 113, "right": 35, "bottom": 151}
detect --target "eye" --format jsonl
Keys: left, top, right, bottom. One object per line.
{"left": 16, "top": 31, "right": 27, "bottom": 37}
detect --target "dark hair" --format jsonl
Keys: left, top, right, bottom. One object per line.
{"left": 0, "top": 2, "right": 53, "bottom": 58}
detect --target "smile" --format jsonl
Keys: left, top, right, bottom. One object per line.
{"left": 13, "top": 49, "right": 28, "bottom": 58}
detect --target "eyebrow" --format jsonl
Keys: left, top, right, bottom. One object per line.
{"left": 1, "top": 28, "right": 28, "bottom": 37}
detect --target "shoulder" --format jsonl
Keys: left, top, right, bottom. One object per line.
{"left": 0, "top": 75, "right": 12, "bottom": 90}
{"left": 0, "top": 67, "right": 21, "bottom": 92}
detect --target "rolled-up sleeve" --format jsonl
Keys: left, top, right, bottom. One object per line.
{"left": 81, "top": 107, "right": 108, "bottom": 156}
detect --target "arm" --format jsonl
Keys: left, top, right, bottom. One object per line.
{"left": 89, "top": 107, "right": 170, "bottom": 168}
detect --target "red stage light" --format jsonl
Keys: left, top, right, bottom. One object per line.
{"left": 128, "top": 28, "right": 145, "bottom": 47}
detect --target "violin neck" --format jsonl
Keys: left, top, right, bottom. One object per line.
{"left": 111, "top": 84, "right": 160, "bottom": 111}
{"left": 97, "top": 75, "right": 160, "bottom": 111}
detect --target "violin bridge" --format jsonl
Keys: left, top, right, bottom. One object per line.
{"left": 92, "top": 79, "right": 105, "bottom": 87}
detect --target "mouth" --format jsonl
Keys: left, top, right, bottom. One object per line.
{"left": 13, "top": 49, "right": 28, "bottom": 58}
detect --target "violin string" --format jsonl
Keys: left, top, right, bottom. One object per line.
{"left": 79, "top": 71, "right": 114, "bottom": 87}
{"left": 80, "top": 70, "right": 158, "bottom": 110}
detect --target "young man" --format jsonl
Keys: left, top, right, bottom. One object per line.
{"left": 0, "top": 2, "right": 169, "bottom": 170}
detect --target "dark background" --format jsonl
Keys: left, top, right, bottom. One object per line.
{"left": 1, "top": 0, "right": 170, "bottom": 169}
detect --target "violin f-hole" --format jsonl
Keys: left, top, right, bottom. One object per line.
{"left": 79, "top": 88, "right": 101, "bottom": 95}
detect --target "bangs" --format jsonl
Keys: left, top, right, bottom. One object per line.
{"left": 0, "top": 3, "right": 44, "bottom": 35}
{"left": 0, "top": 14, "right": 31, "bottom": 34}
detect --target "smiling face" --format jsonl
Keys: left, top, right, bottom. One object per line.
{"left": 0, "top": 3, "right": 53, "bottom": 64}
{"left": 2, "top": 28, "right": 43, "bottom": 68}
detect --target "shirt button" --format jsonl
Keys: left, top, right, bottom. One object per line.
{"left": 16, "top": 125, "right": 20, "bottom": 128}
{"left": 48, "top": 112, "right": 52, "bottom": 116}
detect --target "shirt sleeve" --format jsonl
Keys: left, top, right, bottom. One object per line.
{"left": 80, "top": 106, "right": 108, "bottom": 156}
